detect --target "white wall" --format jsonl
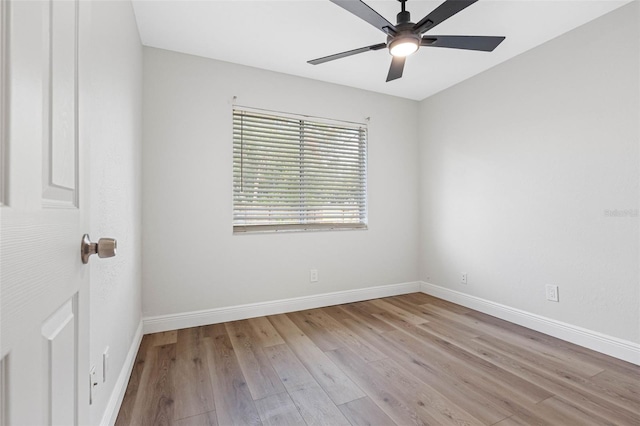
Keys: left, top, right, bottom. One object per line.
{"left": 418, "top": 2, "right": 639, "bottom": 343}
{"left": 87, "top": 1, "right": 142, "bottom": 424}
{"left": 142, "top": 48, "right": 420, "bottom": 317}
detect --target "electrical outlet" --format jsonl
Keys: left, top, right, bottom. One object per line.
{"left": 102, "top": 347, "right": 110, "bottom": 383}
{"left": 310, "top": 269, "right": 318, "bottom": 283}
{"left": 461, "top": 273, "right": 467, "bottom": 284}
{"left": 546, "top": 285, "right": 559, "bottom": 302}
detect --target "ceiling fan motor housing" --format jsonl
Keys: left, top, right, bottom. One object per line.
{"left": 389, "top": 4, "right": 420, "bottom": 55}
{"left": 387, "top": 15, "right": 420, "bottom": 57}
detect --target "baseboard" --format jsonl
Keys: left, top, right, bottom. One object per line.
{"left": 100, "top": 320, "right": 144, "bottom": 426}
{"left": 143, "top": 281, "right": 421, "bottom": 334}
{"left": 420, "top": 281, "right": 640, "bottom": 366}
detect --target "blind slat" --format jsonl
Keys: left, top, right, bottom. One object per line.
{"left": 234, "top": 139, "right": 365, "bottom": 157}
{"left": 234, "top": 160, "right": 365, "bottom": 173}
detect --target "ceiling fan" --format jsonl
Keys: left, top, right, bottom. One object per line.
{"left": 308, "top": 0, "right": 505, "bottom": 82}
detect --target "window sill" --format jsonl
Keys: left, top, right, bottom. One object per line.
{"left": 233, "top": 224, "right": 368, "bottom": 235}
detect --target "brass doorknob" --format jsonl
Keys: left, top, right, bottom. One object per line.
{"left": 81, "top": 234, "right": 117, "bottom": 264}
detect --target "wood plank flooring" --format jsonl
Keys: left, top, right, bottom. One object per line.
{"left": 115, "top": 293, "right": 640, "bottom": 425}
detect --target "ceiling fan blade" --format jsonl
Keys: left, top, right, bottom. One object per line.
{"left": 386, "top": 56, "right": 405, "bottom": 82}
{"left": 414, "top": 0, "right": 478, "bottom": 34}
{"left": 308, "top": 43, "right": 387, "bottom": 65}
{"left": 330, "top": 0, "right": 397, "bottom": 35}
{"left": 421, "top": 35, "right": 505, "bottom": 51}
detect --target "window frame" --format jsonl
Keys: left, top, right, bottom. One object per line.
{"left": 232, "top": 106, "right": 368, "bottom": 234}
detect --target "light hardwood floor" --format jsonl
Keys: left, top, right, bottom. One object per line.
{"left": 115, "top": 293, "right": 640, "bottom": 425}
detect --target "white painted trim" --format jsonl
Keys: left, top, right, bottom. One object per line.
{"left": 0, "top": 354, "right": 6, "bottom": 426}
{"left": 100, "top": 321, "right": 143, "bottom": 426}
{"left": 420, "top": 281, "right": 640, "bottom": 366}
{"left": 0, "top": 0, "right": 9, "bottom": 207}
{"left": 143, "top": 281, "right": 421, "bottom": 334}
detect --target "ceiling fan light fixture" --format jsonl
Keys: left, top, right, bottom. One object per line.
{"left": 389, "top": 36, "right": 419, "bottom": 57}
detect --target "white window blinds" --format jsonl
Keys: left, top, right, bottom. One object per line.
{"left": 233, "top": 108, "right": 367, "bottom": 233}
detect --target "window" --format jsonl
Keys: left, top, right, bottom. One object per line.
{"left": 233, "top": 108, "right": 367, "bottom": 233}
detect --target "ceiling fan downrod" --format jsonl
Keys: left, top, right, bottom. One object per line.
{"left": 397, "top": 0, "right": 411, "bottom": 25}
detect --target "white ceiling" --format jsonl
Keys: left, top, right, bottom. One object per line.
{"left": 132, "top": 0, "right": 631, "bottom": 101}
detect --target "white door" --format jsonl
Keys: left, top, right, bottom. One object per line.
{"left": 1, "top": 0, "right": 94, "bottom": 424}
